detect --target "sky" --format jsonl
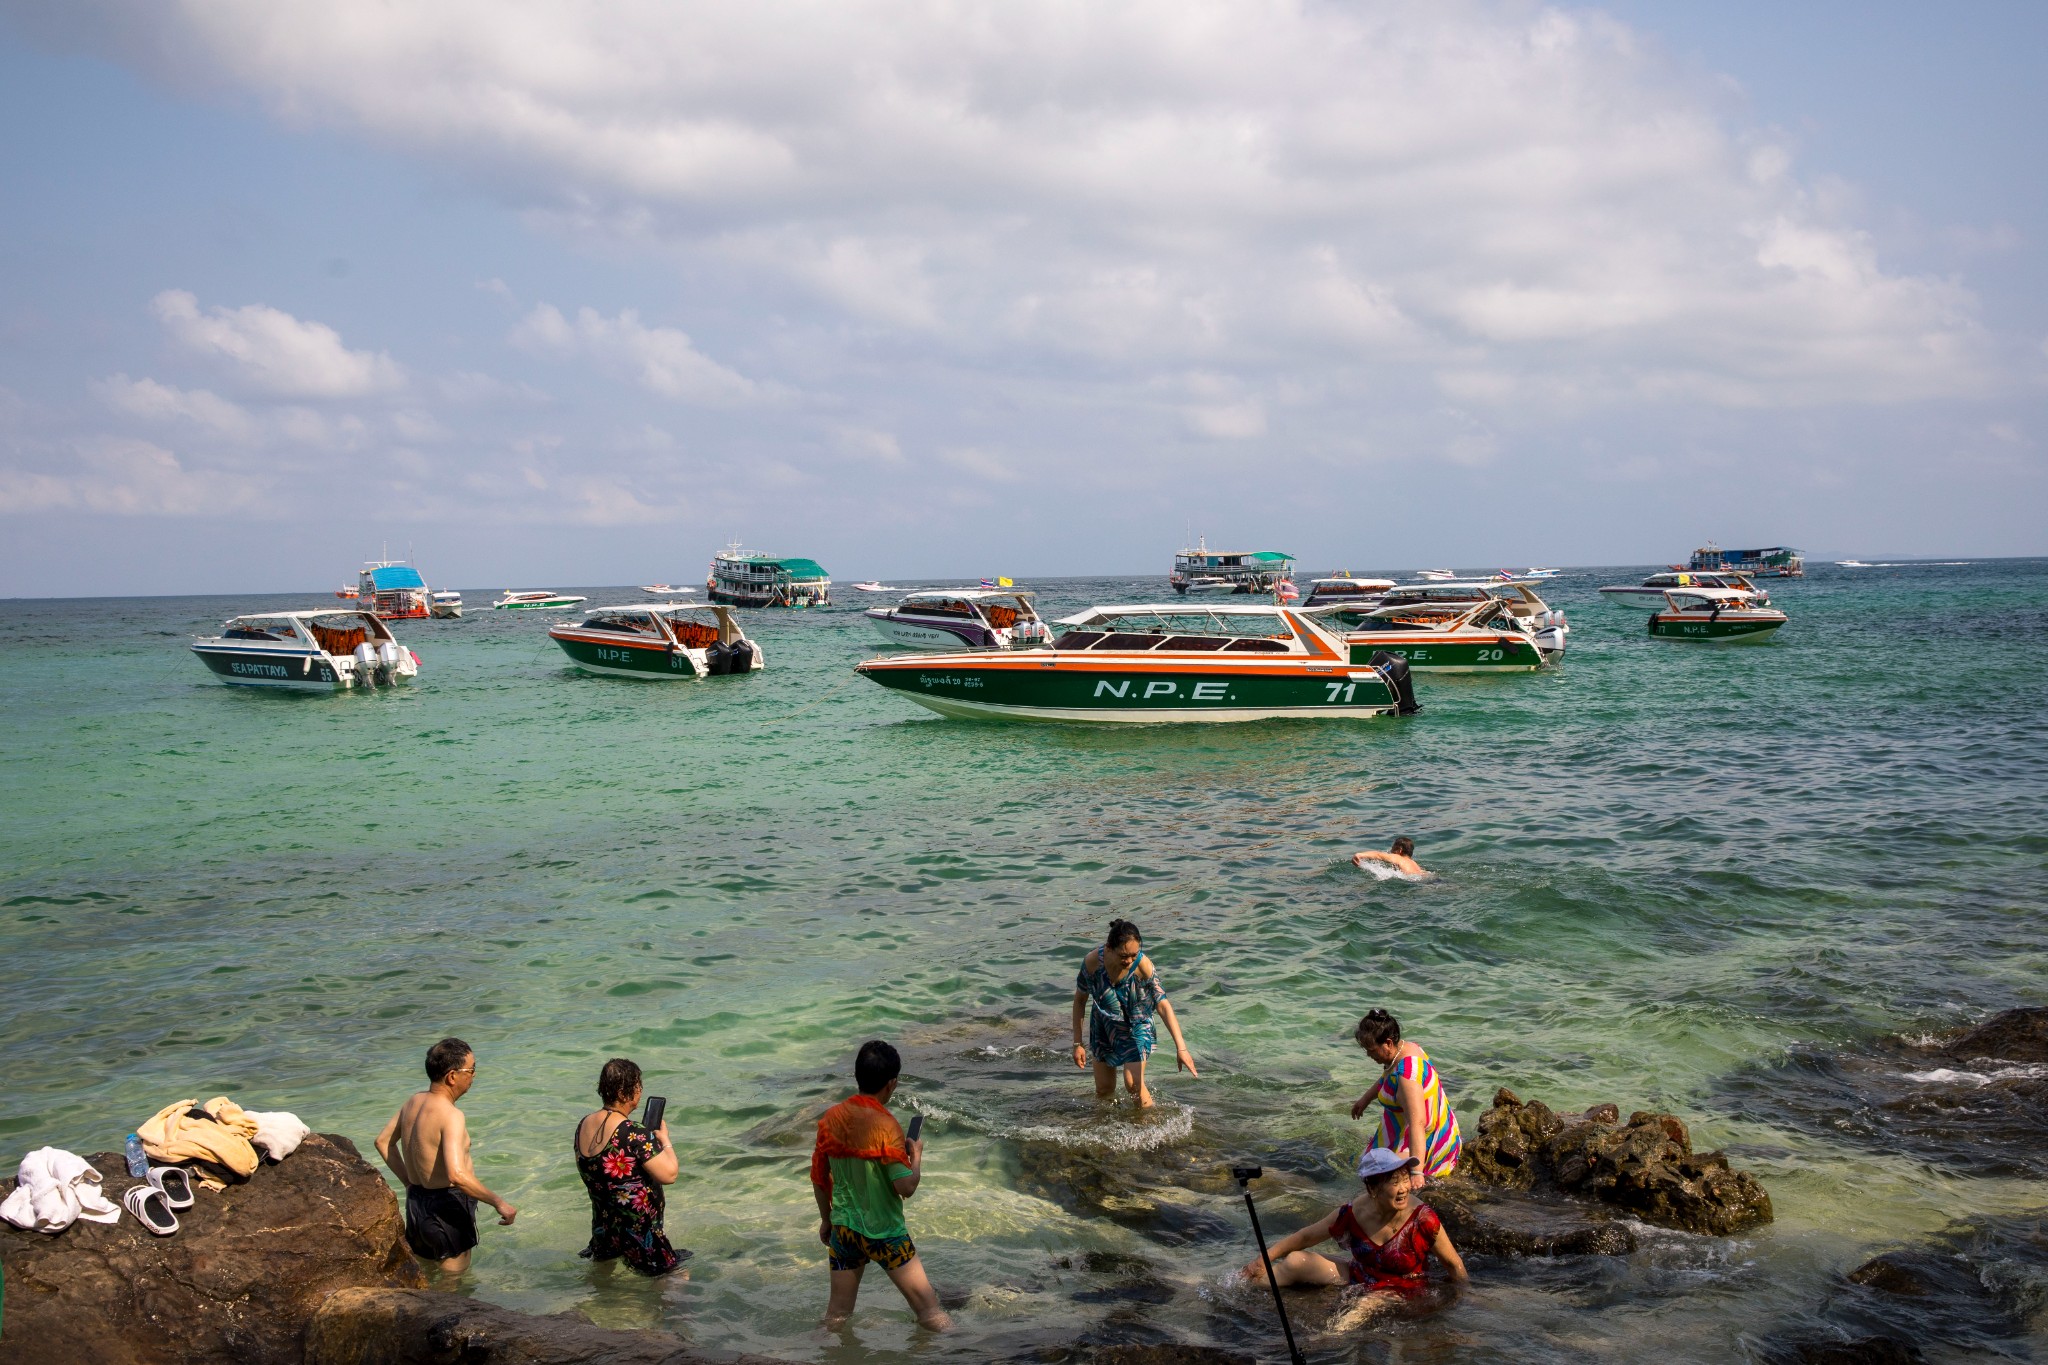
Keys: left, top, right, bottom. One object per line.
{"left": 1, "top": 0, "right": 2043, "bottom": 596}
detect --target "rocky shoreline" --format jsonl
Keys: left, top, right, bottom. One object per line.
{"left": 5, "top": 1012, "right": 2040, "bottom": 1362}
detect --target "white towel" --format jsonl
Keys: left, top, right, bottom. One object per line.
{"left": 246, "top": 1110, "right": 310, "bottom": 1161}
{"left": 1, "top": 1148, "right": 121, "bottom": 1233}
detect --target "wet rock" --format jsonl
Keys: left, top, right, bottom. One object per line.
{"left": 1460, "top": 1091, "right": 1771, "bottom": 1235}
{"left": 1013, "top": 1130, "right": 1330, "bottom": 1248}
{"left": 1428, "top": 1179, "right": 1637, "bottom": 1257}
{"left": 306, "top": 1288, "right": 774, "bottom": 1365}
{"left": 1716, "top": 1010, "right": 2048, "bottom": 1178}
{"left": 1941, "top": 1006, "right": 2048, "bottom": 1063}
{"left": 1844, "top": 1254, "right": 1936, "bottom": 1297}
{"left": 1784, "top": 1338, "right": 1925, "bottom": 1365}
{"left": 0, "top": 1134, "right": 425, "bottom": 1365}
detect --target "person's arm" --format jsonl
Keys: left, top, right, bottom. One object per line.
{"left": 813, "top": 1168, "right": 834, "bottom": 1244}
{"left": 439, "top": 1110, "right": 517, "bottom": 1224}
{"left": 1431, "top": 1223, "right": 1468, "bottom": 1281}
{"left": 1353, "top": 851, "right": 1393, "bottom": 867}
{"left": 1240, "top": 1208, "right": 1339, "bottom": 1280}
{"left": 1072, "top": 987, "right": 1089, "bottom": 1069}
{"left": 1398, "top": 1071, "right": 1430, "bottom": 1186}
{"left": 1155, "top": 998, "right": 1198, "bottom": 1076}
{"left": 890, "top": 1137, "right": 924, "bottom": 1199}
{"left": 643, "top": 1121, "right": 679, "bottom": 1185}
{"left": 373, "top": 1110, "right": 411, "bottom": 1186}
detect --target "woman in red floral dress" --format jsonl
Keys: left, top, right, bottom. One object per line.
{"left": 1241, "top": 1148, "right": 1466, "bottom": 1319}
{"left": 573, "top": 1057, "right": 686, "bottom": 1276}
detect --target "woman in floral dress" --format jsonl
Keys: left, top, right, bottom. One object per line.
{"left": 1070, "top": 917, "right": 1198, "bottom": 1107}
{"left": 573, "top": 1057, "right": 686, "bottom": 1276}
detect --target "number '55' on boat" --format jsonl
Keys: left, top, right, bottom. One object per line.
{"left": 854, "top": 603, "right": 1421, "bottom": 722}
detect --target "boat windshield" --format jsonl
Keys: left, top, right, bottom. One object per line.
{"left": 1053, "top": 608, "right": 1295, "bottom": 651}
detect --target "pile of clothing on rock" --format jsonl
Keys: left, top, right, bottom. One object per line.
{"left": 1, "top": 1095, "right": 310, "bottom": 1238}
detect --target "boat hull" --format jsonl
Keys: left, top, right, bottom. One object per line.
{"left": 549, "top": 631, "right": 705, "bottom": 678}
{"left": 192, "top": 644, "right": 344, "bottom": 689}
{"left": 857, "top": 655, "right": 1397, "bottom": 723}
{"left": 1598, "top": 587, "right": 1673, "bottom": 611}
{"left": 1343, "top": 633, "right": 1556, "bottom": 672}
{"left": 1648, "top": 614, "right": 1785, "bottom": 644}
{"left": 867, "top": 612, "right": 1000, "bottom": 651}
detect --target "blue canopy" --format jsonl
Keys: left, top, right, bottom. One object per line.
{"left": 366, "top": 565, "right": 426, "bottom": 590}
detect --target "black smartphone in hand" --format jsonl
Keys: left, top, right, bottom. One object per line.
{"left": 641, "top": 1095, "right": 667, "bottom": 1131}
{"left": 905, "top": 1114, "right": 924, "bottom": 1144}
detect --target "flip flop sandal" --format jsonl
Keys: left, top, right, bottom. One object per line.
{"left": 148, "top": 1166, "right": 196, "bottom": 1209}
{"left": 124, "top": 1183, "right": 179, "bottom": 1235}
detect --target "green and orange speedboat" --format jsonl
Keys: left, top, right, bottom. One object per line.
{"left": 1647, "top": 589, "right": 1787, "bottom": 644}
{"left": 854, "top": 603, "right": 1419, "bottom": 723}
{"left": 1308, "top": 582, "right": 1567, "bottom": 672}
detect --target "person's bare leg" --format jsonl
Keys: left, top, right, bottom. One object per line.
{"left": 1325, "top": 1288, "right": 1401, "bottom": 1333}
{"left": 825, "top": 1265, "right": 865, "bottom": 1327}
{"left": 1091, "top": 1058, "right": 1118, "bottom": 1101}
{"left": 435, "top": 1251, "right": 471, "bottom": 1275}
{"left": 1125, "top": 1057, "right": 1153, "bottom": 1108}
{"left": 883, "top": 1254, "right": 954, "bottom": 1332}
{"left": 1249, "top": 1250, "right": 1344, "bottom": 1288}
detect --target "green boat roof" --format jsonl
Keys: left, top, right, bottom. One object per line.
{"left": 1249, "top": 551, "right": 1293, "bottom": 562}
{"left": 724, "top": 554, "right": 829, "bottom": 580}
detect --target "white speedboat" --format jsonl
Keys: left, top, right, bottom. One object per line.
{"left": 867, "top": 589, "right": 1052, "bottom": 652}
{"left": 639, "top": 584, "right": 696, "bottom": 596}
{"left": 1648, "top": 589, "right": 1788, "bottom": 644}
{"left": 1415, "top": 569, "right": 1457, "bottom": 581}
{"left": 1309, "top": 582, "right": 1568, "bottom": 671}
{"left": 191, "top": 610, "right": 419, "bottom": 690}
{"left": 1300, "top": 574, "right": 1397, "bottom": 609}
{"left": 430, "top": 591, "right": 463, "bottom": 618}
{"left": 492, "top": 591, "right": 588, "bottom": 610}
{"left": 1518, "top": 567, "right": 1560, "bottom": 579}
{"left": 852, "top": 581, "right": 894, "bottom": 593}
{"left": 1598, "top": 571, "right": 1767, "bottom": 611}
{"left": 548, "top": 603, "right": 764, "bottom": 678}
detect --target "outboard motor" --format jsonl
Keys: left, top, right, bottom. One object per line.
{"left": 1369, "top": 650, "right": 1421, "bottom": 716}
{"left": 377, "top": 639, "right": 403, "bottom": 681}
{"left": 351, "top": 640, "right": 379, "bottom": 686}
{"left": 704, "top": 640, "right": 733, "bottom": 676}
{"left": 723, "top": 640, "right": 755, "bottom": 673}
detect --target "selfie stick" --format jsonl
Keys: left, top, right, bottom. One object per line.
{"left": 1232, "top": 1165, "right": 1307, "bottom": 1365}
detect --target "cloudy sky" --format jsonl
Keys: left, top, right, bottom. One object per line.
{"left": 2, "top": 1, "right": 2043, "bottom": 595}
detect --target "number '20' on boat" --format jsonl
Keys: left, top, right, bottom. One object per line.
{"left": 548, "top": 603, "right": 764, "bottom": 678}
{"left": 854, "top": 603, "right": 1420, "bottom": 722}
{"left": 191, "top": 610, "right": 419, "bottom": 690}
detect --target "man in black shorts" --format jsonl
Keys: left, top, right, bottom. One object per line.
{"left": 374, "top": 1037, "right": 518, "bottom": 1274}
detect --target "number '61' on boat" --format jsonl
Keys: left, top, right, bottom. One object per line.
{"left": 855, "top": 603, "right": 1420, "bottom": 722}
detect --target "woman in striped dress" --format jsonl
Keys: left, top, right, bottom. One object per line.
{"left": 1348, "top": 1010, "right": 1461, "bottom": 1185}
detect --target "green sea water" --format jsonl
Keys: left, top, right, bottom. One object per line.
{"left": 3, "top": 562, "right": 2045, "bottom": 1361}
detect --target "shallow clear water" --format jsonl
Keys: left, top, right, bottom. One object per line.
{"left": 3, "top": 562, "right": 2044, "bottom": 1361}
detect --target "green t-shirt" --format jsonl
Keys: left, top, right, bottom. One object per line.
{"left": 827, "top": 1153, "right": 914, "bottom": 1240}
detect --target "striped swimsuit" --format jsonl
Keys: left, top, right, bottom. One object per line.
{"left": 1365, "top": 1049, "right": 1462, "bottom": 1177}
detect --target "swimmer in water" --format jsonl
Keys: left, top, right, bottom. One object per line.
{"left": 1353, "top": 837, "right": 1426, "bottom": 878}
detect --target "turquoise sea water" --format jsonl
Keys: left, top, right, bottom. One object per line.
{"left": 2, "top": 562, "right": 2044, "bottom": 1361}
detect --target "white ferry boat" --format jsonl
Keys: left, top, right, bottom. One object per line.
{"left": 707, "top": 546, "right": 832, "bottom": 607}
{"left": 1169, "top": 538, "right": 1294, "bottom": 595}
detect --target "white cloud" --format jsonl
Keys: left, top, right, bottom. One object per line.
{"left": 511, "top": 304, "right": 764, "bottom": 404}
{"left": 96, "top": 375, "right": 260, "bottom": 442}
{"left": 152, "top": 289, "right": 405, "bottom": 398}
{"left": 940, "top": 446, "right": 1019, "bottom": 482}
{"left": 0, "top": 436, "right": 263, "bottom": 516}
{"left": 49, "top": 1, "right": 1996, "bottom": 409}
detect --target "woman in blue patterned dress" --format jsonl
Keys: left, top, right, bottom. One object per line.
{"left": 1070, "top": 919, "right": 1198, "bottom": 1107}
{"left": 573, "top": 1057, "right": 687, "bottom": 1277}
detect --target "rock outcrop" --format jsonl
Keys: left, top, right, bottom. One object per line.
{"left": 0, "top": 1133, "right": 425, "bottom": 1365}
{"left": 1427, "top": 1180, "right": 1637, "bottom": 1257}
{"left": 306, "top": 1288, "right": 767, "bottom": 1365}
{"left": 1459, "top": 1089, "right": 1772, "bottom": 1235}
{"left": 1940, "top": 1006, "right": 2048, "bottom": 1063}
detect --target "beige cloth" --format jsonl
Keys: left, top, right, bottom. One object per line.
{"left": 139, "top": 1096, "right": 260, "bottom": 1178}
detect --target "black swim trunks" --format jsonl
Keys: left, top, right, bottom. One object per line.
{"left": 404, "top": 1184, "right": 478, "bottom": 1261}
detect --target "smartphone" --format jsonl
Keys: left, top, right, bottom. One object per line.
{"left": 905, "top": 1114, "right": 924, "bottom": 1144}
{"left": 641, "top": 1095, "right": 667, "bottom": 1131}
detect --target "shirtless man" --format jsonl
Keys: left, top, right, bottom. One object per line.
{"left": 1353, "top": 837, "right": 1427, "bottom": 878}
{"left": 374, "top": 1037, "right": 517, "bottom": 1274}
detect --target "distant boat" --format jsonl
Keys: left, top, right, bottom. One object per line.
{"left": 1415, "top": 569, "right": 1457, "bottom": 581}
{"left": 356, "top": 560, "right": 432, "bottom": 620}
{"left": 1647, "top": 589, "right": 1788, "bottom": 644}
{"left": 1170, "top": 537, "right": 1294, "bottom": 595}
{"left": 1689, "top": 541, "right": 1804, "bottom": 578}
{"left": 640, "top": 584, "right": 696, "bottom": 596}
{"left": 852, "top": 582, "right": 893, "bottom": 593}
{"left": 1835, "top": 560, "right": 1872, "bottom": 568}
{"left": 707, "top": 544, "right": 832, "bottom": 608}
{"left": 492, "top": 591, "right": 587, "bottom": 610}
{"left": 191, "top": 609, "right": 418, "bottom": 690}
{"left": 430, "top": 590, "right": 463, "bottom": 619}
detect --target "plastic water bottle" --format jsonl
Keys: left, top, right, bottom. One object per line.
{"left": 124, "top": 1133, "right": 148, "bottom": 1178}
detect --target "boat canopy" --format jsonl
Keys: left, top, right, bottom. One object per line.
{"left": 900, "top": 588, "right": 1034, "bottom": 603}
{"left": 1054, "top": 603, "right": 1300, "bottom": 638}
{"left": 722, "top": 554, "right": 829, "bottom": 580}
{"left": 365, "top": 565, "right": 426, "bottom": 590}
